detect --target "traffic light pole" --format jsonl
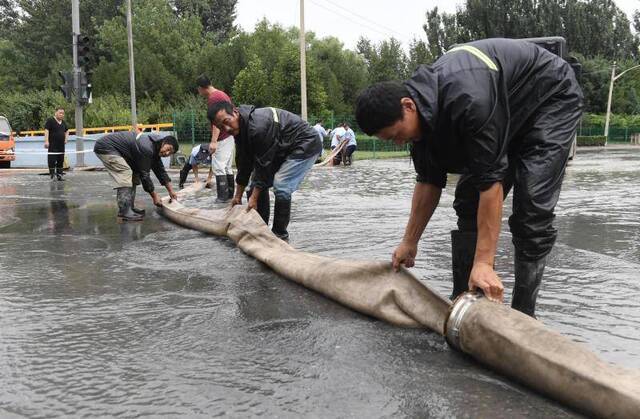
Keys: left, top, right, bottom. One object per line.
{"left": 72, "top": 0, "right": 85, "bottom": 166}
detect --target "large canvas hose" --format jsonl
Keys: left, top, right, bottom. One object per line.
{"left": 159, "top": 186, "right": 640, "bottom": 417}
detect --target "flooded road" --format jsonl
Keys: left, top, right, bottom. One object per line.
{"left": 0, "top": 148, "right": 638, "bottom": 417}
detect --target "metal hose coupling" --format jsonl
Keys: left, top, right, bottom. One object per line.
{"left": 445, "top": 292, "right": 483, "bottom": 350}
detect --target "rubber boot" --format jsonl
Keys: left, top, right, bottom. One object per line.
{"left": 49, "top": 168, "right": 56, "bottom": 180}
{"left": 272, "top": 197, "right": 291, "bottom": 241}
{"left": 116, "top": 187, "right": 143, "bottom": 222}
{"left": 247, "top": 188, "right": 270, "bottom": 224}
{"left": 450, "top": 230, "right": 477, "bottom": 301}
{"left": 512, "top": 256, "right": 547, "bottom": 318}
{"left": 179, "top": 162, "right": 191, "bottom": 189}
{"left": 215, "top": 175, "right": 229, "bottom": 203}
{"left": 130, "top": 185, "right": 145, "bottom": 216}
{"left": 226, "top": 174, "right": 235, "bottom": 198}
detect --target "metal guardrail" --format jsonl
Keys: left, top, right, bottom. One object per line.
{"left": 13, "top": 122, "right": 174, "bottom": 137}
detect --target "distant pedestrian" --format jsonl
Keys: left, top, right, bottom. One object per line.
{"left": 341, "top": 123, "right": 357, "bottom": 165}
{"left": 196, "top": 74, "right": 235, "bottom": 203}
{"left": 44, "top": 107, "right": 68, "bottom": 181}
{"left": 313, "top": 120, "right": 328, "bottom": 157}
{"left": 179, "top": 143, "right": 213, "bottom": 189}
{"left": 94, "top": 131, "right": 179, "bottom": 222}
{"left": 330, "top": 123, "right": 347, "bottom": 166}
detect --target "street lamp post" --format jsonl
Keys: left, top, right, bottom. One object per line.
{"left": 604, "top": 62, "right": 640, "bottom": 145}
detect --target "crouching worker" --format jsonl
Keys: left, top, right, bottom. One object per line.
{"left": 355, "top": 38, "right": 583, "bottom": 317}
{"left": 179, "top": 143, "right": 214, "bottom": 189}
{"left": 94, "top": 132, "right": 179, "bottom": 222}
{"left": 208, "top": 102, "right": 321, "bottom": 240}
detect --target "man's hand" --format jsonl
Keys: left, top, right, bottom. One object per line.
{"left": 151, "top": 192, "right": 162, "bottom": 207}
{"left": 208, "top": 141, "right": 217, "bottom": 154}
{"left": 392, "top": 240, "right": 418, "bottom": 271}
{"left": 44, "top": 142, "right": 49, "bottom": 149}
{"left": 469, "top": 262, "right": 504, "bottom": 303}
{"left": 230, "top": 194, "right": 242, "bottom": 207}
{"left": 168, "top": 190, "right": 178, "bottom": 202}
{"left": 246, "top": 192, "right": 259, "bottom": 212}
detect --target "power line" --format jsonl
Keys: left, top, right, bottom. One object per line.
{"left": 320, "top": 0, "right": 410, "bottom": 40}
{"left": 307, "top": 0, "right": 414, "bottom": 42}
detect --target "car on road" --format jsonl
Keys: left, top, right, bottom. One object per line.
{"left": 0, "top": 115, "right": 16, "bottom": 168}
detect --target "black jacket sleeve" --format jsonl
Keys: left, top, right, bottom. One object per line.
{"left": 151, "top": 157, "right": 171, "bottom": 187}
{"left": 234, "top": 137, "right": 253, "bottom": 187}
{"left": 411, "top": 139, "right": 447, "bottom": 188}
{"left": 137, "top": 156, "right": 155, "bottom": 193}
{"left": 250, "top": 119, "right": 280, "bottom": 190}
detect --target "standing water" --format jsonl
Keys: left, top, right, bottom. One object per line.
{"left": 0, "top": 147, "right": 638, "bottom": 417}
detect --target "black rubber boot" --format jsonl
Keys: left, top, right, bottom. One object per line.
{"left": 272, "top": 197, "right": 291, "bottom": 241}
{"left": 116, "top": 187, "right": 143, "bottom": 222}
{"left": 179, "top": 162, "right": 191, "bottom": 189}
{"left": 56, "top": 167, "right": 64, "bottom": 181}
{"left": 450, "top": 230, "right": 477, "bottom": 301}
{"left": 130, "top": 185, "right": 145, "bottom": 216}
{"left": 49, "top": 168, "right": 56, "bottom": 180}
{"left": 226, "top": 174, "right": 235, "bottom": 198}
{"left": 512, "top": 256, "right": 547, "bottom": 318}
{"left": 247, "top": 188, "right": 270, "bottom": 224}
{"left": 215, "top": 175, "right": 229, "bottom": 203}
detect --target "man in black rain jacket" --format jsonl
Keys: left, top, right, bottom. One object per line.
{"left": 208, "top": 102, "right": 322, "bottom": 240}
{"left": 355, "top": 38, "right": 583, "bottom": 317}
{"left": 94, "top": 131, "right": 179, "bottom": 222}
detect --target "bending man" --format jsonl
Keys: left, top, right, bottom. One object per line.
{"left": 355, "top": 38, "right": 583, "bottom": 317}
{"left": 208, "top": 102, "right": 321, "bottom": 240}
{"left": 94, "top": 131, "right": 179, "bottom": 222}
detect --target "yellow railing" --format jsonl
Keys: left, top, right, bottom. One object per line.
{"left": 16, "top": 122, "right": 174, "bottom": 137}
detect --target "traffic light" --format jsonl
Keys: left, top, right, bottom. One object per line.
{"left": 78, "top": 70, "right": 92, "bottom": 104}
{"left": 58, "top": 71, "right": 73, "bottom": 102}
{"left": 76, "top": 34, "right": 90, "bottom": 68}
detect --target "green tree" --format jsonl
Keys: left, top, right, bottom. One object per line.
{"left": 171, "top": 0, "right": 237, "bottom": 42}
{"left": 93, "top": 0, "right": 203, "bottom": 101}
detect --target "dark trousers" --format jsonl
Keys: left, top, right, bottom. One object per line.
{"left": 333, "top": 145, "right": 357, "bottom": 165}
{"left": 48, "top": 151, "right": 64, "bottom": 173}
{"left": 453, "top": 91, "right": 582, "bottom": 262}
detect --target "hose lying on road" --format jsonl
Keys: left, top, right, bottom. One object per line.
{"left": 158, "top": 185, "right": 640, "bottom": 418}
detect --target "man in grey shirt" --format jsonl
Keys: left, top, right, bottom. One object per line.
{"left": 94, "top": 131, "right": 179, "bottom": 222}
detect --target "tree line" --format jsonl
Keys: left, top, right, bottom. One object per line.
{"left": 0, "top": 0, "right": 639, "bottom": 131}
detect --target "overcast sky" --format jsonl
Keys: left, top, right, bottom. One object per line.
{"left": 235, "top": 0, "right": 640, "bottom": 50}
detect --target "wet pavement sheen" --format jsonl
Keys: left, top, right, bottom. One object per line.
{"left": 1, "top": 148, "right": 639, "bottom": 417}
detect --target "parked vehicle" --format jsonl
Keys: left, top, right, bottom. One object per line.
{"left": 0, "top": 116, "right": 16, "bottom": 168}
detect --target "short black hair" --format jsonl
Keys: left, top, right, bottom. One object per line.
{"left": 355, "top": 81, "right": 410, "bottom": 135}
{"left": 207, "top": 101, "right": 234, "bottom": 123}
{"left": 161, "top": 135, "right": 179, "bottom": 153}
{"left": 196, "top": 74, "right": 211, "bottom": 88}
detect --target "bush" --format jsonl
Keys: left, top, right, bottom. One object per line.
{"left": 577, "top": 136, "right": 607, "bottom": 146}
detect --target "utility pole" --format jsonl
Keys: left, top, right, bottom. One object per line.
{"left": 126, "top": 0, "right": 138, "bottom": 129}
{"left": 71, "top": 0, "right": 84, "bottom": 166}
{"left": 299, "top": 0, "right": 307, "bottom": 121}
{"left": 604, "top": 62, "right": 616, "bottom": 145}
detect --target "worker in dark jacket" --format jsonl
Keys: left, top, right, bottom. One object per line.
{"left": 94, "top": 131, "right": 179, "bottom": 222}
{"left": 208, "top": 102, "right": 322, "bottom": 240}
{"left": 355, "top": 38, "right": 583, "bottom": 317}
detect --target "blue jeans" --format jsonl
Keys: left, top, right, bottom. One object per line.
{"left": 252, "top": 153, "right": 319, "bottom": 200}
